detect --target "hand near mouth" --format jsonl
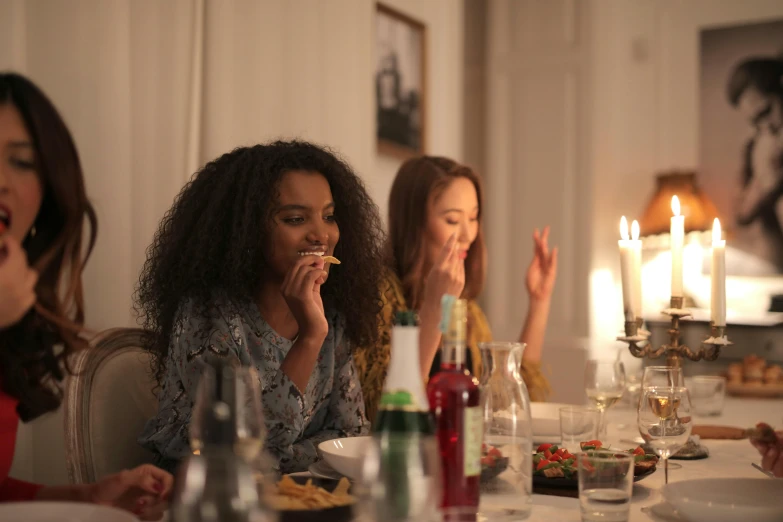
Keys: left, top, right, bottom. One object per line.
{"left": 281, "top": 254, "right": 329, "bottom": 342}
{"left": 0, "top": 232, "right": 39, "bottom": 328}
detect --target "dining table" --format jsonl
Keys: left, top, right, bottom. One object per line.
{"left": 523, "top": 395, "right": 783, "bottom": 521}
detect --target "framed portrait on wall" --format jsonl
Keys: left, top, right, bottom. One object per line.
{"left": 700, "top": 19, "right": 783, "bottom": 276}
{"left": 375, "top": 3, "right": 426, "bottom": 158}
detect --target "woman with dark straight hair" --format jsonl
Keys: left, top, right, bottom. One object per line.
{"left": 0, "top": 72, "right": 171, "bottom": 519}
{"left": 355, "top": 156, "right": 558, "bottom": 423}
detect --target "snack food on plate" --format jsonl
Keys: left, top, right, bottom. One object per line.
{"left": 265, "top": 476, "right": 355, "bottom": 510}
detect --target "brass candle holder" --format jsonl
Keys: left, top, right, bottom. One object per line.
{"left": 617, "top": 297, "right": 732, "bottom": 368}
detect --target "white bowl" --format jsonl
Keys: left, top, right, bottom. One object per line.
{"left": 531, "top": 402, "right": 570, "bottom": 441}
{"left": 0, "top": 502, "right": 137, "bottom": 522}
{"left": 318, "top": 436, "right": 371, "bottom": 480}
{"left": 662, "top": 478, "right": 783, "bottom": 522}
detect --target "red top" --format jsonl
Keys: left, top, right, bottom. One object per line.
{"left": 0, "top": 382, "right": 42, "bottom": 502}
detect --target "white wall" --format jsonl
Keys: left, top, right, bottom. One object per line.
{"left": 2, "top": 0, "right": 465, "bottom": 485}
{"left": 588, "top": 0, "right": 783, "bottom": 352}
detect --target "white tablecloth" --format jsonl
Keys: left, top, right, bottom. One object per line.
{"left": 522, "top": 396, "right": 783, "bottom": 522}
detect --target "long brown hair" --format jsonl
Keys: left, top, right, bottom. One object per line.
{"left": 387, "top": 156, "right": 486, "bottom": 309}
{"left": 0, "top": 72, "right": 97, "bottom": 421}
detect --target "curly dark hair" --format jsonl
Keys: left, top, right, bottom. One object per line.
{"left": 136, "top": 140, "right": 385, "bottom": 384}
{"left": 0, "top": 72, "right": 97, "bottom": 422}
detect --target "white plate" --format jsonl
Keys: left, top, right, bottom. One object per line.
{"left": 661, "top": 478, "right": 783, "bottom": 522}
{"left": 0, "top": 502, "right": 137, "bottom": 522}
{"left": 318, "top": 436, "right": 371, "bottom": 480}
{"left": 531, "top": 402, "right": 571, "bottom": 440}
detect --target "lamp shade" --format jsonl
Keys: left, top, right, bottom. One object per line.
{"left": 639, "top": 171, "right": 721, "bottom": 236}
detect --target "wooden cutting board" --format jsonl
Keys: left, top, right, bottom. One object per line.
{"left": 726, "top": 381, "right": 783, "bottom": 398}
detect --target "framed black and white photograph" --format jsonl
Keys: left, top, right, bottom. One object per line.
{"left": 375, "top": 3, "right": 426, "bottom": 158}
{"left": 700, "top": 19, "right": 783, "bottom": 276}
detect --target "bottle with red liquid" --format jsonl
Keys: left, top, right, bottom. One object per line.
{"left": 427, "top": 298, "right": 482, "bottom": 522}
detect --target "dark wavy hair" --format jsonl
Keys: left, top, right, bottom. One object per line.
{"left": 387, "top": 156, "right": 487, "bottom": 309}
{"left": 0, "top": 72, "right": 97, "bottom": 421}
{"left": 727, "top": 57, "right": 783, "bottom": 106}
{"left": 136, "top": 140, "right": 385, "bottom": 384}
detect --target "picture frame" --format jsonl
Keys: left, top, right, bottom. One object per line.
{"left": 375, "top": 3, "right": 427, "bottom": 158}
{"left": 699, "top": 19, "right": 783, "bottom": 276}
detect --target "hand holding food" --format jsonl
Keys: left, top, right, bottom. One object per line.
{"left": 0, "top": 222, "right": 38, "bottom": 328}
{"left": 749, "top": 422, "right": 783, "bottom": 478}
{"left": 281, "top": 255, "right": 329, "bottom": 341}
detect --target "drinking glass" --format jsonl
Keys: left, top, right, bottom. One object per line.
{"left": 190, "top": 365, "right": 267, "bottom": 469}
{"left": 688, "top": 376, "right": 726, "bottom": 417}
{"left": 584, "top": 360, "right": 626, "bottom": 438}
{"left": 637, "top": 386, "right": 692, "bottom": 484}
{"left": 356, "top": 434, "right": 443, "bottom": 522}
{"left": 641, "top": 366, "right": 683, "bottom": 389}
{"left": 559, "top": 407, "right": 600, "bottom": 453}
{"left": 578, "top": 450, "right": 633, "bottom": 522}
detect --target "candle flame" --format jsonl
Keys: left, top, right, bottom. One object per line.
{"left": 671, "top": 195, "right": 681, "bottom": 217}
{"left": 712, "top": 218, "right": 722, "bottom": 244}
{"left": 632, "top": 220, "right": 640, "bottom": 241}
{"left": 620, "top": 216, "right": 629, "bottom": 240}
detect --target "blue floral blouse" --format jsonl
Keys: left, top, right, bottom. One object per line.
{"left": 137, "top": 299, "right": 368, "bottom": 473}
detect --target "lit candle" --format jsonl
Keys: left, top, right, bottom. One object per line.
{"left": 630, "top": 220, "right": 642, "bottom": 320}
{"left": 711, "top": 218, "right": 726, "bottom": 327}
{"left": 670, "top": 196, "right": 684, "bottom": 299}
{"left": 618, "top": 216, "right": 635, "bottom": 321}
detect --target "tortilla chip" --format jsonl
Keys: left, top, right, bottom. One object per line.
{"left": 265, "top": 475, "right": 355, "bottom": 511}
{"left": 323, "top": 255, "right": 341, "bottom": 265}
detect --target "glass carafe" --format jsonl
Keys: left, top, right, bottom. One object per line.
{"left": 478, "top": 342, "right": 532, "bottom": 521}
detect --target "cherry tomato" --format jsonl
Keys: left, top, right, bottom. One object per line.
{"left": 544, "top": 449, "right": 553, "bottom": 460}
{"left": 537, "top": 443, "right": 554, "bottom": 453}
{"left": 536, "top": 459, "right": 550, "bottom": 471}
{"left": 633, "top": 446, "right": 645, "bottom": 456}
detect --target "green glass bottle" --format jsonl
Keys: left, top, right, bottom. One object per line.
{"left": 370, "top": 310, "right": 434, "bottom": 522}
{"left": 373, "top": 310, "right": 434, "bottom": 435}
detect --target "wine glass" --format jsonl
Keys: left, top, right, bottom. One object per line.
{"left": 357, "top": 434, "right": 443, "bottom": 522}
{"left": 637, "top": 386, "right": 692, "bottom": 484}
{"left": 584, "top": 360, "right": 626, "bottom": 439}
{"left": 190, "top": 364, "right": 267, "bottom": 468}
{"left": 641, "top": 366, "right": 684, "bottom": 388}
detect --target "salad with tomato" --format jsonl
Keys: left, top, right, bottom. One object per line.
{"left": 533, "top": 440, "right": 658, "bottom": 479}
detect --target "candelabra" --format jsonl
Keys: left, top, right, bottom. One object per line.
{"left": 617, "top": 297, "right": 732, "bottom": 368}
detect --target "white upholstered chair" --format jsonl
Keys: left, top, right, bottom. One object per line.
{"left": 64, "top": 328, "right": 159, "bottom": 483}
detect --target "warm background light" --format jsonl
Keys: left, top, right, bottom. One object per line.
{"left": 639, "top": 171, "right": 721, "bottom": 236}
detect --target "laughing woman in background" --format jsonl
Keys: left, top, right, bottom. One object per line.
{"left": 354, "top": 156, "right": 558, "bottom": 423}
{"left": 0, "top": 73, "right": 171, "bottom": 520}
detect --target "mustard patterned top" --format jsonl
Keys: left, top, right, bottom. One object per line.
{"left": 354, "top": 272, "right": 551, "bottom": 424}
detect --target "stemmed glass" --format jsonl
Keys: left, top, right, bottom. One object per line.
{"left": 356, "top": 434, "right": 443, "bottom": 522}
{"left": 584, "top": 360, "right": 626, "bottom": 438}
{"left": 637, "top": 385, "right": 693, "bottom": 484}
{"left": 641, "top": 366, "right": 684, "bottom": 389}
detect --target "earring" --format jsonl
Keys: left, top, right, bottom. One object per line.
{"left": 30, "top": 225, "right": 36, "bottom": 238}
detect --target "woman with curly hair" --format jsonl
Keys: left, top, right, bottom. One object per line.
{"left": 354, "top": 156, "right": 558, "bottom": 423}
{"left": 137, "top": 140, "right": 385, "bottom": 474}
{"left": 0, "top": 72, "right": 171, "bottom": 520}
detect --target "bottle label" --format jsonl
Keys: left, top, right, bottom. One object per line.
{"left": 463, "top": 406, "right": 483, "bottom": 477}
